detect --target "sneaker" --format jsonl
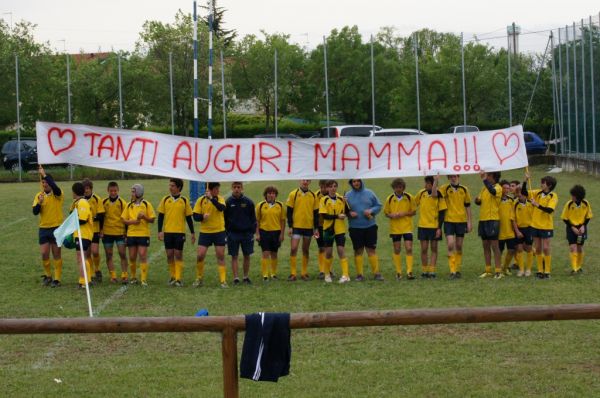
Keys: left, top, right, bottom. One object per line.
{"left": 41, "top": 275, "right": 52, "bottom": 286}
{"left": 494, "top": 272, "right": 504, "bottom": 279}
{"left": 524, "top": 270, "right": 532, "bottom": 277}
{"left": 449, "top": 273, "right": 457, "bottom": 280}
{"left": 355, "top": 274, "right": 365, "bottom": 282}
{"left": 168, "top": 277, "right": 176, "bottom": 286}
{"left": 324, "top": 274, "right": 332, "bottom": 283}
{"left": 338, "top": 275, "right": 350, "bottom": 284}
{"left": 174, "top": 280, "right": 183, "bottom": 287}
{"left": 577, "top": 268, "right": 584, "bottom": 274}
{"left": 374, "top": 273, "right": 384, "bottom": 281}
{"left": 192, "top": 278, "right": 203, "bottom": 287}
{"left": 220, "top": 282, "right": 229, "bottom": 289}
{"left": 479, "top": 272, "right": 493, "bottom": 278}
{"left": 317, "top": 272, "right": 325, "bottom": 280}
{"left": 271, "top": 275, "right": 278, "bottom": 280}
{"left": 77, "top": 283, "right": 86, "bottom": 289}
{"left": 233, "top": 278, "right": 240, "bottom": 285}
{"left": 516, "top": 271, "right": 524, "bottom": 277}
{"left": 543, "top": 273, "right": 551, "bottom": 279}
{"left": 536, "top": 272, "right": 544, "bottom": 279}
{"left": 300, "top": 274, "right": 310, "bottom": 281}
{"left": 121, "top": 277, "right": 129, "bottom": 285}
{"left": 263, "top": 276, "right": 269, "bottom": 282}
{"left": 141, "top": 280, "right": 148, "bottom": 287}
{"left": 407, "top": 273, "right": 415, "bottom": 280}
{"left": 421, "top": 272, "right": 429, "bottom": 279}
{"left": 129, "top": 278, "right": 139, "bottom": 285}
{"left": 50, "top": 280, "right": 61, "bottom": 288}
{"left": 329, "top": 271, "right": 336, "bottom": 279}
{"left": 287, "top": 275, "right": 297, "bottom": 282}
{"left": 94, "top": 271, "right": 103, "bottom": 283}
{"left": 110, "top": 277, "right": 118, "bottom": 284}
{"left": 429, "top": 273, "right": 437, "bottom": 279}
{"left": 455, "top": 272, "right": 462, "bottom": 279}
{"left": 243, "top": 277, "right": 252, "bottom": 285}
{"left": 395, "top": 273, "right": 403, "bottom": 281}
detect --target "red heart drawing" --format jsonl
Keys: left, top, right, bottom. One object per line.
{"left": 47, "top": 127, "right": 76, "bottom": 156}
{"left": 492, "top": 132, "right": 520, "bottom": 165}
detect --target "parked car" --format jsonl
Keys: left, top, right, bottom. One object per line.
{"left": 370, "top": 128, "right": 428, "bottom": 137}
{"left": 524, "top": 131, "right": 547, "bottom": 154}
{"left": 446, "top": 125, "right": 480, "bottom": 134}
{"left": 320, "top": 125, "right": 382, "bottom": 138}
{"left": 2, "top": 138, "right": 38, "bottom": 172}
{"left": 294, "top": 130, "right": 320, "bottom": 139}
{"left": 253, "top": 133, "right": 301, "bottom": 139}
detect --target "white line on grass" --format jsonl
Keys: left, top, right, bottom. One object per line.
{"left": 0, "top": 217, "right": 27, "bottom": 232}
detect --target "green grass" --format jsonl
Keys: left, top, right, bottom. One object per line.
{"left": 1, "top": 165, "right": 600, "bottom": 397}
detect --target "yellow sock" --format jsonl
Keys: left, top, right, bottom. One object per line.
{"left": 140, "top": 262, "right": 148, "bottom": 282}
{"left": 121, "top": 271, "right": 129, "bottom": 279}
{"left": 485, "top": 265, "right": 492, "bottom": 274}
{"left": 93, "top": 254, "right": 100, "bottom": 272}
{"left": 270, "top": 258, "right": 278, "bottom": 277}
{"left": 53, "top": 259, "right": 62, "bottom": 281}
{"left": 324, "top": 257, "right": 332, "bottom": 275}
{"left": 406, "top": 255, "right": 414, "bottom": 274}
{"left": 544, "top": 255, "right": 552, "bottom": 274}
{"left": 290, "top": 256, "right": 297, "bottom": 276}
{"left": 536, "top": 254, "right": 544, "bottom": 273}
{"left": 175, "top": 260, "right": 183, "bottom": 281}
{"left": 130, "top": 261, "right": 137, "bottom": 279}
{"left": 368, "top": 254, "right": 380, "bottom": 274}
{"left": 218, "top": 265, "right": 226, "bottom": 284}
{"left": 355, "top": 255, "right": 364, "bottom": 276}
{"left": 577, "top": 252, "right": 584, "bottom": 269}
{"left": 340, "top": 258, "right": 349, "bottom": 278}
{"left": 570, "top": 252, "right": 578, "bottom": 271}
{"left": 448, "top": 253, "right": 456, "bottom": 273}
{"left": 85, "top": 259, "right": 92, "bottom": 282}
{"left": 301, "top": 255, "right": 308, "bottom": 276}
{"left": 392, "top": 253, "right": 402, "bottom": 275}
{"left": 430, "top": 265, "right": 436, "bottom": 274}
{"left": 318, "top": 252, "right": 325, "bottom": 273}
{"left": 516, "top": 252, "right": 524, "bottom": 272}
{"left": 261, "top": 258, "right": 269, "bottom": 278}
{"left": 455, "top": 252, "right": 463, "bottom": 272}
{"left": 110, "top": 270, "right": 117, "bottom": 279}
{"left": 526, "top": 251, "right": 534, "bottom": 271}
{"left": 79, "top": 276, "right": 86, "bottom": 285}
{"left": 168, "top": 261, "right": 175, "bottom": 279}
{"left": 42, "top": 259, "right": 51, "bottom": 277}
{"left": 196, "top": 260, "right": 205, "bottom": 279}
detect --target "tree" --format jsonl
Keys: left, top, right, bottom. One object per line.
{"left": 200, "top": 0, "right": 237, "bottom": 48}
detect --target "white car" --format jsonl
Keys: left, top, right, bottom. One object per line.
{"left": 320, "top": 125, "right": 382, "bottom": 138}
{"left": 370, "top": 128, "right": 428, "bottom": 137}
{"left": 447, "top": 125, "right": 479, "bottom": 134}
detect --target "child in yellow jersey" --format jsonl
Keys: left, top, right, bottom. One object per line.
{"left": 383, "top": 178, "right": 417, "bottom": 280}
{"left": 286, "top": 179, "right": 319, "bottom": 281}
{"left": 32, "top": 165, "right": 64, "bottom": 287}
{"left": 314, "top": 180, "right": 328, "bottom": 279}
{"left": 121, "top": 184, "right": 155, "bottom": 286}
{"left": 71, "top": 182, "right": 94, "bottom": 289}
{"left": 416, "top": 175, "right": 446, "bottom": 279}
{"left": 475, "top": 171, "right": 502, "bottom": 278}
{"left": 193, "top": 182, "right": 227, "bottom": 288}
{"left": 101, "top": 181, "right": 128, "bottom": 284}
{"left": 82, "top": 178, "right": 105, "bottom": 283}
{"left": 514, "top": 186, "right": 534, "bottom": 277}
{"left": 497, "top": 180, "right": 518, "bottom": 277}
{"left": 319, "top": 180, "right": 351, "bottom": 283}
{"left": 255, "top": 186, "right": 286, "bottom": 280}
{"left": 523, "top": 173, "right": 558, "bottom": 279}
{"left": 561, "top": 185, "right": 593, "bottom": 274}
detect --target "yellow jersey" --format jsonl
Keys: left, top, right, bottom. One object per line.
{"left": 286, "top": 188, "right": 319, "bottom": 229}
{"left": 256, "top": 200, "right": 285, "bottom": 232}
{"left": 158, "top": 195, "right": 193, "bottom": 233}
{"left": 32, "top": 190, "right": 64, "bottom": 228}
{"left": 415, "top": 189, "right": 447, "bottom": 229}
{"left": 193, "top": 195, "right": 226, "bottom": 233}
{"left": 102, "top": 196, "right": 127, "bottom": 236}
{"left": 84, "top": 193, "right": 105, "bottom": 233}
{"left": 477, "top": 183, "right": 502, "bottom": 221}
{"left": 530, "top": 189, "right": 558, "bottom": 230}
{"left": 561, "top": 199, "right": 593, "bottom": 226}
{"left": 439, "top": 183, "right": 471, "bottom": 223}
{"left": 498, "top": 197, "right": 516, "bottom": 240}
{"left": 514, "top": 199, "right": 533, "bottom": 228}
{"left": 383, "top": 192, "right": 416, "bottom": 235}
{"left": 315, "top": 189, "right": 327, "bottom": 227}
{"left": 73, "top": 198, "right": 94, "bottom": 241}
{"left": 319, "top": 193, "right": 349, "bottom": 235}
{"left": 121, "top": 200, "right": 156, "bottom": 237}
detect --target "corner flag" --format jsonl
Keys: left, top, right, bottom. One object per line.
{"left": 54, "top": 209, "right": 79, "bottom": 247}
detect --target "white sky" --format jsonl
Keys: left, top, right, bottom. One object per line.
{"left": 2, "top": 0, "right": 598, "bottom": 54}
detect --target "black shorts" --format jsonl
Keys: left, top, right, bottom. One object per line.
{"left": 102, "top": 234, "right": 125, "bottom": 247}
{"left": 566, "top": 226, "right": 587, "bottom": 245}
{"left": 259, "top": 230, "right": 281, "bottom": 252}
{"left": 316, "top": 226, "right": 325, "bottom": 248}
{"left": 349, "top": 225, "right": 378, "bottom": 250}
{"left": 444, "top": 222, "right": 467, "bottom": 237}
{"left": 292, "top": 228, "right": 313, "bottom": 238}
{"left": 323, "top": 233, "right": 346, "bottom": 248}
{"left": 198, "top": 231, "right": 227, "bottom": 247}
{"left": 478, "top": 220, "right": 499, "bottom": 240}
{"left": 75, "top": 238, "right": 91, "bottom": 251}
{"left": 418, "top": 227, "right": 441, "bottom": 241}
{"left": 532, "top": 228, "right": 553, "bottom": 239}
{"left": 92, "top": 232, "right": 100, "bottom": 244}
{"left": 499, "top": 238, "right": 516, "bottom": 252}
{"left": 227, "top": 231, "right": 254, "bottom": 256}
{"left": 515, "top": 226, "right": 533, "bottom": 246}
{"left": 164, "top": 233, "right": 186, "bottom": 251}
{"left": 39, "top": 227, "right": 58, "bottom": 245}
{"left": 126, "top": 236, "right": 150, "bottom": 247}
{"left": 390, "top": 233, "right": 413, "bottom": 242}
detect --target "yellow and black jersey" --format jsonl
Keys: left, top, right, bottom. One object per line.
{"left": 158, "top": 195, "right": 193, "bottom": 233}
{"left": 383, "top": 192, "right": 416, "bottom": 235}
{"left": 286, "top": 188, "right": 318, "bottom": 229}
{"left": 561, "top": 199, "right": 593, "bottom": 226}
{"left": 415, "top": 189, "right": 447, "bottom": 228}
{"left": 84, "top": 193, "right": 105, "bottom": 233}
{"left": 319, "top": 193, "right": 349, "bottom": 235}
{"left": 102, "top": 196, "right": 127, "bottom": 236}
{"left": 193, "top": 195, "right": 226, "bottom": 233}
{"left": 32, "top": 190, "right": 64, "bottom": 228}
{"left": 530, "top": 189, "right": 558, "bottom": 230}
{"left": 315, "top": 189, "right": 327, "bottom": 227}
{"left": 73, "top": 198, "right": 94, "bottom": 241}
{"left": 256, "top": 200, "right": 285, "bottom": 231}
{"left": 439, "top": 183, "right": 471, "bottom": 223}
{"left": 121, "top": 200, "right": 155, "bottom": 237}
{"left": 498, "top": 197, "right": 516, "bottom": 240}
{"left": 514, "top": 200, "right": 533, "bottom": 228}
{"left": 477, "top": 183, "right": 502, "bottom": 221}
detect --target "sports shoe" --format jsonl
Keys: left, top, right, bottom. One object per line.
{"left": 50, "top": 280, "right": 61, "bottom": 288}
{"left": 174, "top": 280, "right": 183, "bottom": 287}
{"left": 355, "top": 274, "right": 365, "bottom": 282}
{"left": 77, "top": 283, "right": 86, "bottom": 289}
{"left": 243, "top": 277, "right": 252, "bottom": 285}
{"left": 479, "top": 272, "right": 493, "bottom": 278}
{"left": 233, "top": 278, "right": 240, "bottom": 285}
{"left": 516, "top": 271, "right": 524, "bottom": 277}
{"left": 41, "top": 275, "right": 52, "bottom": 286}
{"left": 300, "top": 274, "right": 310, "bottom": 281}
{"left": 577, "top": 268, "right": 584, "bottom": 274}
{"left": 429, "top": 273, "right": 437, "bottom": 279}
{"left": 374, "top": 273, "right": 384, "bottom": 281}
{"left": 168, "top": 277, "right": 176, "bottom": 286}
{"left": 121, "top": 277, "right": 129, "bottom": 284}
{"left": 110, "top": 277, "right": 118, "bottom": 284}
{"left": 129, "top": 278, "right": 139, "bottom": 285}
{"left": 192, "top": 278, "right": 203, "bottom": 287}
{"left": 449, "top": 273, "right": 457, "bottom": 280}
{"left": 543, "top": 273, "right": 551, "bottom": 279}
{"left": 141, "top": 280, "right": 148, "bottom": 287}
{"left": 287, "top": 275, "right": 297, "bottom": 282}
{"left": 220, "top": 282, "right": 229, "bottom": 289}
{"left": 421, "top": 272, "right": 429, "bottom": 279}
{"left": 524, "top": 270, "right": 532, "bottom": 277}
{"left": 455, "top": 272, "right": 462, "bottom": 279}
{"left": 271, "top": 275, "right": 278, "bottom": 280}
{"left": 263, "top": 276, "right": 269, "bottom": 282}
{"left": 395, "top": 273, "right": 402, "bottom": 281}
{"left": 93, "top": 271, "right": 103, "bottom": 283}
{"left": 338, "top": 275, "right": 350, "bottom": 284}
{"left": 536, "top": 272, "right": 544, "bottom": 279}
{"left": 407, "top": 273, "right": 415, "bottom": 280}
{"left": 317, "top": 272, "right": 325, "bottom": 280}
{"left": 324, "top": 274, "right": 332, "bottom": 283}
{"left": 494, "top": 272, "right": 504, "bottom": 279}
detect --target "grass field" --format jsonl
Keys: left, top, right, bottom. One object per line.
{"left": 1, "top": 165, "right": 600, "bottom": 397}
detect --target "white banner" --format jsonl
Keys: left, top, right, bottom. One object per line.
{"left": 36, "top": 122, "right": 528, "bottom": 181}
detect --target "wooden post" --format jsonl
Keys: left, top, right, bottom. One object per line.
{"left": 222, "top": 326, "right": 239, "bottom": 398}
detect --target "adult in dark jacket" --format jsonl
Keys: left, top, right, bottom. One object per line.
{"left": 225, "top": 182, "right": 257, "bottom": 284}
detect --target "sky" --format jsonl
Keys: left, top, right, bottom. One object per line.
{"left": 1, "top": 0, "right": 599, "bottom": 54}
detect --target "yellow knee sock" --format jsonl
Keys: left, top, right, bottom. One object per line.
{"left": 577, "top": 251, "right": 584, "bottom": 269}
{"left": 261, "top": 258, "right": 269, "bottom": 278}
{"left": 430, "top": 265, "right": 436, "bottom": 274}
{"left": 324, "top": 257, "right": 332, "bottom": 275}
{"left": 53, "top": 259, "right": 63, "bottom": 281}
{"left": 175, "top": 260, "right": 183, "bottom": 281}
{"left": 406, "top": 255, "right": 414, "bottom": 274}
{"left": 318, "top": 252, "right": 325, "bottom": 273}
{"left": 544, "top": 255, "right": 552, "bottom": 274}
{"left": 502, "top": 252, "right": 512, "bottom": 271}
{"left": 168, "top": 261, "right": 175, "bottom": 279}
{"left": 570, "top": 252, "right": 578, "bottom": 271}
{"left": 536, "top": 254, "right": 544, "bottom": 273}
{"left": 196, "top": 260, "right": 204, "bottom": 279}
{"left": 121, "top": 271, "right": 128, "bottom": 279}
{"left": 368, "top": 254, "right": 380, "bottom": 274}
{"left": 355, "top": 255, "right": 364, "bottom": 276}
{"left": 485, "top": 265, "right": 492, "bottom": 274}
{"left": 42, "top": 259, "right": 51, "bottom": 277}
{"left": 516, "top": 252, "right": 524, "bottom": 272}
{"left": 140, "top": 262, "right": 148, "bottom": 282}
{"left": 79, "top": 276, "right": 86, "bottom": 285}
{"left": 109, "top": 270, "right": 116, "bottom": 279}
{"left": 455, "top": 251, "right": 463, "bottom": 272}
{"left": 526, "top": 251, "right": 534, "bottom": 271}
{"left": 93, "top": 254, "right": 100, "bottom": 272}
{"left": 290, "top": 256, "right": 297, "bottom": 276}
{"left": 301, "top": 255, "right": 308, "bottom": 276}
{"left": 85, "top": 259, "right": 92, "bottom": 282}
{"left": 270, "top": 258, "right": 278, "bottom": 277}
{"left": 392, "top": 253, "right": 402, "bottom": 275}
{"left": 218, "top": 265, "right": 226, "bottom": 284}
{"left": 448, "top": 253, "right": 456, "bottom": 273}
{"left": 130, "top": 261, "right": 137, "bottom": 279}
{"left": 340, "top": 258, "right": 349, "bottom": 278}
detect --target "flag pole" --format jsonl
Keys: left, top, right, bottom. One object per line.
{"left": 75, "top": 211, "right": 94, "bottom": 317}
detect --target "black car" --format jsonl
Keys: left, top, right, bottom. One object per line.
{"left": 2, "top": 138, "right": 38, "bottom": 171}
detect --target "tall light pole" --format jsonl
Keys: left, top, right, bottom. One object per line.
{"left": 15, "top": 54, "right": 22, "bottom": 182}
{"left": 169, "top": 52, "right": 175, "bottom": 135}
{"left": 323, "top": 36, "right": 330, "bottom": 138}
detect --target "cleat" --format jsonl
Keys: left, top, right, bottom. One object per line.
{"left": 129, "top": 278, "right": 139, "bottom": 285}
{"left": 263, "top": 276, "right": 269, "bottom": 282}
{"left": 287, "top": 275, "right": 297, "bottom": 282}
{"left": 121, "top": 277, "right": 129, "bottom": 285}
{"left": 168, "top": 277, "right": 176, "bottom": 286}
{"left": 524, "top": 270, "right": 532, "bottom": 277}
{"left": 421, "top": 272, "right": 429, "bottom": 279}
{"left": 300, "top": 274, "right": 310, "bottom": 281}
{"left": 141, "top": 280, "right": 148, "bottom": 287}
{"left": 317, "top": 272, "right": 325, "bottom": 280}
{"left": 271, "top": 275, "right": 278, "bottom": 280}
{"left": 536, "top": 272, "right": 544, "bottom": 279}
{"left": 243, "top": 277, "right": 252, "bottom": 285}
{"left": 329, "top": 271, "right": 336, "bottom": 279}
{"left": 374, "top": 273, "right": 384, "bottom": 281}
{"left": 50, "top": 280, "right": 61, "bottom": 288}
{"left": 338, "top": 275, "right": 350, "bottom": 284}
{"left": 407, "top": 273, "right": 415, "bottom": 280}
{"left": 220, "top": 282, "right": 229, "bottom": 289}
{"left": 173, "top": 280, "right": 183, "bottom": 287}
{"left": 395, "top": 273, "right": 403, "bottom": 281}
{"left": 94, "top": 271, "right": 103, "bottom": 283}
{"left": 516, "top": 271, "right": 524, "bottom": 277}
{"left": 41, "top": 275, "right": 52, "bottom": 286}
{"left": 324, "top": 274, "right": 332, "bottom": 283}
{"left": 192, "top": 278, "right": 203, "bottom": 287}
{"left": 479, "top": 272, "right": 493, "bottom": 278}
{"left": 429, "top": 273, "right": 437, "bottom": 279}
{"left": 543, "top": 273, "right": 551, "bottom": 279}
{"left": 355, "top": 274, "right": 365, "bottom": 282}
{"left": 233, "top": 278, "right": 240, "bottom": 285}
{"left": 449, "top": 273, "right": 457, "bottom": 280}
{"left": 577, "top": 268, "right": 584, "bottom": 274}
{"left": 110, "top": 277, "right": 118, "bottom": 284}
{"left": 494, "top": 272, "right": 504, "bottom": 279}
{"left": 455, "top": 272, "right": 462, "bottom": 279}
